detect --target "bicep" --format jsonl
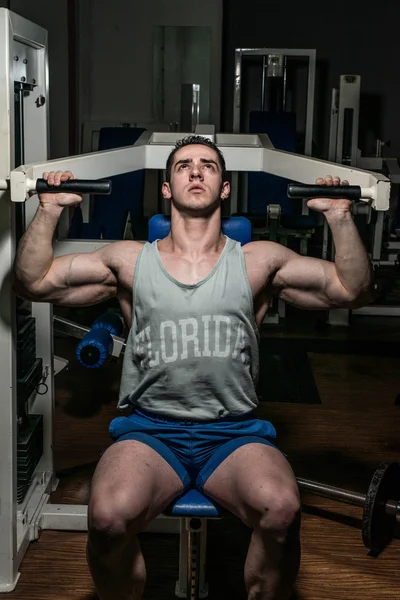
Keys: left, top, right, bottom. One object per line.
{"left": 272, "top": 251, "right": 350, "bottom": 309}
{"left": 28, "top": 249, "right": 117, "bottom": 306}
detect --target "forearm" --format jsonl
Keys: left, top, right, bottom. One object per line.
{"left": 14, "top": 204, "right": 63, "bottom": 293}
{"left": 326, "top": 209, "right": 374, "bottom": 303}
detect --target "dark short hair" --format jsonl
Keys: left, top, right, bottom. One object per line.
{"left": 165, "top": 135, "right": 226, "bottom": 182}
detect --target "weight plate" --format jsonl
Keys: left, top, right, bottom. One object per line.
{"left": 362, "top": 462, "right": 400, "bottom": 553}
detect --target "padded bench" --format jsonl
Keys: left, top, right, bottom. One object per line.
{"left": 163, "top": 490, "right": 224, "bottom": 599}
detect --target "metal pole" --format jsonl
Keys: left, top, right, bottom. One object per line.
{"left": 297, "top": 478, "right": 365, "bottom": 507}
{"left": 282, "top": 56, "right": 288, "bottom": 112}
{"left": 261, "top": 56, "right": 267, "bottom": 111}
{"left": 14, "top": 83, "right": 26, "bottom": 240}
{"left": 187, "top": 527, "right": 200, "bottom": 600}
{"left": 14, "top": 83, "right": 25, "bottom": 166}
{"left": 187, "top": 528, "right": 193, "bottom": 600}
{"left": 297, "top": 477, "right": 400, "bottom": 522}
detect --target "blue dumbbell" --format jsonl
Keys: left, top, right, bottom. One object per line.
{"left": 76, "top": 312, "right": 123, "bottom": 369}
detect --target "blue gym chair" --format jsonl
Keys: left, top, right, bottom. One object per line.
{"left": 76, "top": 214, "right": 253, "bottom": 599}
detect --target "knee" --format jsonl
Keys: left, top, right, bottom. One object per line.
{"left": 88, "top": 492, "right": 141, "bottom": 547}
{"left": 89, "top": 503, "right": 125, "bottom": 540}
{"left": 254, "top": 488, "right": 301, "bottom": 538}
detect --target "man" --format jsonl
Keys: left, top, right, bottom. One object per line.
{"left": 13, "top": 135, "right": 373, "bottom": 600}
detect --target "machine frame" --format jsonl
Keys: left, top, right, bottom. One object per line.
{"left": 0, "top": 8, "right": 51, "bottom": 592}
{"left": 327, "top": 74, "right": 400, "bottom": 323}
{"left": 11, "top": 131, "right": 390, "bottom": 210}
{"left": 233, "top": 48, "right": 316, "bottom": 155}
{"left": 231, "top": 48, "right": 316, "bottom": 214}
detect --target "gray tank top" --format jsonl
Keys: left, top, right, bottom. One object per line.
{"left": 118, "top": 237, "right": 260, "bottom": 420}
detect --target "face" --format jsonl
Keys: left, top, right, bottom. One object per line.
{"left": 162, "top": 144, "right": 230, "bottom": 213}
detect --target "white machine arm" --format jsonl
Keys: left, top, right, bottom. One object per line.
{"left": 263, "top": 147, "right": 389, "bottom": 210}
{"left": 6, "top": 131, "right": 390, "bottom": 210}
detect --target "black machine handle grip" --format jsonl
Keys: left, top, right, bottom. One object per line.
{"left": 287, "top": 183, "right": 362, "bottom": 201}
{"left": 35, "top": 178, "right": 112, "bottom": 195}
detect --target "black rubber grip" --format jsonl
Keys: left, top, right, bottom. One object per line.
{"left": 35, "top": 178, "right": 112, "bottom": 195}
{"left": 287, "top": 184, "right": 362, "bottom": 201}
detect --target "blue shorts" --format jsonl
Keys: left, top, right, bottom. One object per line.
{"left": 109, "top": 409, "right": 278, "bottom": 493}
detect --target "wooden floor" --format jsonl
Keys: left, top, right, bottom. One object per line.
{"left": 6, "top": 321, "right": 400, "bottom": 599}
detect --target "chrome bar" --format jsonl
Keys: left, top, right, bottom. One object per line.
{"left": 297, "top": 477, "right": 400, "bottom": 522}
{"left": 297, "top": 477, "right": 365, "bottom": 507}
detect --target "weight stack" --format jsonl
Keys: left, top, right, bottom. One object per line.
{"left": 16, "top": 316, "right": 44, "bottom": 504}
{"left": 17, "top": 414, "right": 43, "bottom": 504}
{"left": 17, "top": 316, "right": 37, "bottom": 378}
{"left": 17, "top": 357, "right": 43, "bottom": 407}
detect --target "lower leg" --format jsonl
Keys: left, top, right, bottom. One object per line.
{"left": 86, "top": 530, "right": 146, "bottom": 600}
{"left": 85, "top": 440, "right": 185, "bottom": 599}
{"left": 244, "top": 513, "right": 301, "bottom": 600}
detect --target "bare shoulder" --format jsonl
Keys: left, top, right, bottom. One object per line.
{"left": 239, "top": 240, "right": 284, "bottom": 297}
{"left": 98, "top": 240, "right": 144, "bottom": 268}
{"left": 96, "top": 240, "right": 145, "bottom": 291}
{"left": 242, "top": 240, "right": 290, "bottom": 270}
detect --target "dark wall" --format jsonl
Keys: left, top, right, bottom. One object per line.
{"left": 222, "top": 0, "right": 399, "bottom": 159}
{"left": 77, "top": 0, "right": 223, "bottom": 135}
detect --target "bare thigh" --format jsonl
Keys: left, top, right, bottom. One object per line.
{"left": 203, "top": 443, "right": 300, "bottom": 527}
{"left": 88, "top": 440, "right": 184, "bottom": 533}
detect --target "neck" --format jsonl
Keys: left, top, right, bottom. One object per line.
{"left": 166, "top": 206, "right": 225, "bottom": 256}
